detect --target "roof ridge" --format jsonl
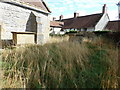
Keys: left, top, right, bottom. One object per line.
{"left": 109, "top": 20, "right": 120, "bottom": 22}
{"left": 62, "top": 13, "right": 103, "bottom": 21}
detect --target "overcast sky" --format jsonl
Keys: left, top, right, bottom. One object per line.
{"left": 45, "top": 0, "right": 119, "bottom": 20}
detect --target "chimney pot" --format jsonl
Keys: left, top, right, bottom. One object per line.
{"left": 53, "top": 17, "right": 56, "bottom": 21}
{"left": 74, "top": 12, "right": 79, "bottom": 18}
{"left": 59, "top": 15, "right": 63, "bottom": 20}
{"left": 117, "top": 1, "right": 120, "bottom": 19}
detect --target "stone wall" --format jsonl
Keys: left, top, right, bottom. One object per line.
{"left": 68, "top": 32, "right": 96, "bottom": 43}
{"left": 48, "top": 35, "right": 69, "bottom": 43}
{"left": 0, "top": 1, "right": 50, "bottom": 46}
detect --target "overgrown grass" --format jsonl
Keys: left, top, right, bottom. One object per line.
{"left": 1, "top": 40, "right": 119, "bottom": 88}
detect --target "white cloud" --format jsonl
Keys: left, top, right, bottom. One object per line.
{"left": 64, "top": 14, "right": 73, "bottom": 19}
{"left": 108, "top": 10, "right": 118, "bottom": 20}
{"left": 46, "top": 0, "right": 119, "bottom": 20}
{"left": 64, "top": 0, "right": 73, "bottom": 4}
{"left": 75, "top": 10, "right": 87, "bottom": 16}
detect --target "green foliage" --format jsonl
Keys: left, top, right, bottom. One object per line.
{"left": 49, "top": 33, "right": 65, "bottom": 36}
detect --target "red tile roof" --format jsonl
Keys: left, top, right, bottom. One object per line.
{"left": 20, "top": 0, "right": 51, "bottom": 12}
{"left": 105, "top": 20, "right": 120, "bottom": 32}
{"left": 61, "top": 13, "right": 103, "bottom": 29}
{"left": 50, "top": 21, "right": 64, "bottom": 28}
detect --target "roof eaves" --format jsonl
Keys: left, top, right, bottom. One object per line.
{"left": 1, "top": 0, "right": 50, "bottom": 14}
{"left": 109, "top": 20, "right": 120, "bottom": 22}
{"left": 41, "top": 0, "right": 51, "bottom": 13}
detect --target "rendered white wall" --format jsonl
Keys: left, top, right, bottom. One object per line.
{"left": 95, "top": 13, "right": 109, "bottom": 31}
{"left": 50, "top": 27, "right": 62, "bottom": 34}
{"left": 81, "top": 28, "right": 94, "bottom": 31}
{"left": 87, "top": 28, "right": 94, "bottom": 31}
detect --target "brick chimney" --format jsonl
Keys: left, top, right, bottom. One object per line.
{"left": 74, "top": 12, "right": 79, "bottom": 18}
{"left": 117, "top": 1, "right": 120, "bottom": 19}
{"left": 53, "top": 17, "right": 56, "bottom": 21}
{"left": 59, "top": 15, "right": 63, "bottom": 20}
{"left": 102, "top": 4, "right": 107, "bottom": 14}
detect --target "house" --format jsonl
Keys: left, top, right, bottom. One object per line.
{"left": 0, "top": 0, "right": 51, "bottom": 47}
{"left": 105, "top": 2, "right": 120, "bottom": 32}
{"left": 50, "top": 16, "right": 65, "bottom": 35}
{"left": 117, "top": 1, "right": 120, "bottom": 19}
{"left": 50, "top": 18, "right": 64, "bottom": 35}
{"left": 105, "top": 20, "right": 120, "bottom": 32}
{"left": 59, "top": 4, "right": 109, "bottom": 32}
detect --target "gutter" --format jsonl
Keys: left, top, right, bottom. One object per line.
{"left": 41, "top": 0, "right": 51, "bottom": 13}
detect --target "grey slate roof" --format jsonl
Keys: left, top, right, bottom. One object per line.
{"left": 105, "top": 20, "right": 120, "bottom": 32}
{"left": 61, "top": 13, "right": 103, "bottom": 29}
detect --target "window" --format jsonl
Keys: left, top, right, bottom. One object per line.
{"left": 83, "top": 28, "right": 87, "bottom": 31}
{"left": 77, "top": 28, "right": 81, "bottom": 31}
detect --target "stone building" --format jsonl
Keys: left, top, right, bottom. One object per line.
{"left": 0, "top": 0, "right": 51, "bottom": 47}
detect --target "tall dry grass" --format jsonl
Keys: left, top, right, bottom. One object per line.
{"left": 2, "top": 42, "right": 90, "bottom": 88}
{"left": 48, "top": 35, "right": 69, "bottom": 43}
{"left": 90, "top": 36, "right": 119, "bottom": 88}
{"left": 1, "top": 40, "right": 119, "bottom": 88}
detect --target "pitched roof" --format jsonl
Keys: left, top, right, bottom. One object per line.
{"left": 61, "top": 13, "right": 103, "bottom": 29}
{"left": 2, "top": 0, "right": 51, "bottom": 13}
{"left": 20, "top": 0, "right": 51, "bottom": 13}
{"left": 50, "top": 21, "right": 64, "bottom": 28}
{"left": 105, "top": 20, "right": 120, "bottom": 32}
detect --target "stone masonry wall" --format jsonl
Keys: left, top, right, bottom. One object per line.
{"left": 0, "top": 2, "right": 50, "bottom": 45}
